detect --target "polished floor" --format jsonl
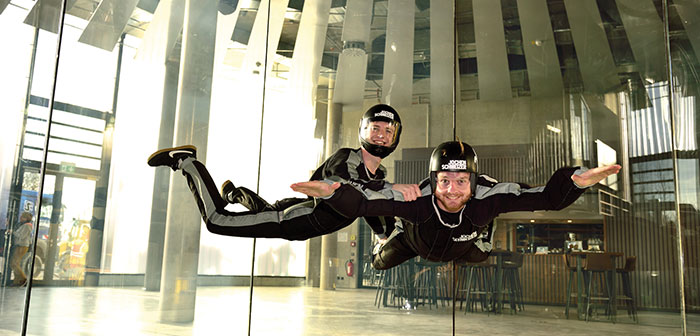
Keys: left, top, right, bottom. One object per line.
{"left": 0, "top": 285, "right": 697, "bottom": 335}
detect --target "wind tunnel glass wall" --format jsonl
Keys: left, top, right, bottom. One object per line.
{"left": 0, "top": 0, "right": 698, "bottom": 336}
{"left": 454, "top": 0, "right": 698, "bottom": 334}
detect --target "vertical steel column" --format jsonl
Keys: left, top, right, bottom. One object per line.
{"left": 382, "top": 0, "right": 415, "bottom": 108}
{"left": 429, "top": 0, "right": 455, "bottom": 146}
{"left": 158, "top": 0, "right": 218, "bottom": 323}
{"left": 288, "top": 0, "right": 332, "bottom": 288}
{"left": 142, "top": 0, "right": 186, "bottom": 292}
{"left": 333, "top": 0, "right": 372, "bottom": 111}
{"left": 145, "top": 54, "right": 181, "bottom": 292}
{"left": 662, "top": 0, "right": 688, "bottom": 334}
{"left": 2, "top": 24, "right": 40, "bottom": 287}
{"left": 321, "top": 91, "right": 342, "bottom": 291}
{"left": 84, "top": 34, "right": 125, "bottom": 287}
{"left": 21, "top": 0, "right": 68, "bottom": 333}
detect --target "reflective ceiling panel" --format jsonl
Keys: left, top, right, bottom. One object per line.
{"left": 0, "top": 0, "right": 10, "bottom": 15}
{"left": 24, "top": 0, "right": 77, "bottom": 33}
{"left": 78, "top": 0, "right": 140, "bottom": 51}
{"left": 517, "top": 0, "right": 564, "bottom": 97}
{"left": 616, "top": 0, "right": 665, "bottom": 80}
{"left": 473, "top": 0, "right": 512, "bottom": 101}
{"left": 135, "top": 0, "right": 185, "bottom": 63}
{"left": 563, "top": 0, "right": 620, "bottom": 93}
{"left": 673, "top": 0, "right": 700, "bottom": 64}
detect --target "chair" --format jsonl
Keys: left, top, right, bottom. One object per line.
{"left": 584, "top": 253, "right": 615, "bottom": 322}
{"left": 501, "top": 252, "right": 524, "bottom": 313}
{"left": 616, "top": 256, "right": 638, "bottom": 322}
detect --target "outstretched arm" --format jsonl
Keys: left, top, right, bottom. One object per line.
{"left": 390, "top": 183, "right": 421, "bottom": 201}
{"left": 291, "top": 180, "right": 341, "bottom": 198}
{"left": 571, "top": 164, "right": 621, "bottom": 188}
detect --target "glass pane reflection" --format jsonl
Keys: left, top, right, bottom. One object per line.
{"left": 0, "top": 0, "right": 696, "bottom": 335}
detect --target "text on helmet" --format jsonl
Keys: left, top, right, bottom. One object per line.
{"left": 442, "top": 160, "right": 467, "bottom": 170}
{"left": 374, "top": 110, "right": 395, "bottom": 119}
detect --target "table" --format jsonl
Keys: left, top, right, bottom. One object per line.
{"left": 569, "top": 251, "right": 623, "bottom": 320}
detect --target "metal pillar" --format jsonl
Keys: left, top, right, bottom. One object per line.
{"left": 145, "top": 56, "right": 180, "bottom": 292}
{"left": 158, "top": 0, "right": 218, "bottom": 323}
{"left": 429, "top": 0, "right": 455, "bottom": 146}
{"left": 382, "top": 0, "right": 415, "bottom": 107}
{"left": 320, "top": 83, "right": 342, "bottom": 290}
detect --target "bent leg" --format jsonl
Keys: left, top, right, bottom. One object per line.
{"left": 231, "top": 186, "right": 275, "bottom": 212}
{"left": 10, "top": 246, "right": 28, "bottom": 284}
{"left": 233, "top": 187, "right": 311, "bottom": 213}
{"left": 372, "top": 232, "right": 417, "bottom": 270}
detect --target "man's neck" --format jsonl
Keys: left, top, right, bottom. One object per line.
{"left": 361, "top": 148, "right": 381, "bottom": 174}
{"left": 435, "top": 198, "right": 466, "bottom": 213}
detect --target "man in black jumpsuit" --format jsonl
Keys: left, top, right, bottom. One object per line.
{"left": 147, "top": 104, "right": 420, "bottom": 240}
{"left": 292, "top": 141, "right": 621, "bottom": 269}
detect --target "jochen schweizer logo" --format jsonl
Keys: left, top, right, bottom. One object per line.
{"left": 374, "top": 110, "right": 394, "bottom": 119}
{"left": 442, "top": 160, "right": 467, "bottom": 170}
{"left": 452, "top": 231, "right": 477, "bottom": 242}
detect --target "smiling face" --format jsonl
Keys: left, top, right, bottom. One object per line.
{"left": 362, "top": 121, "right": 396, "bottom": 147}
{"left": 434, "top": 171, "right": 472, "bottom": 212}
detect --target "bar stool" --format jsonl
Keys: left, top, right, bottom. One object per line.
{"left": 563, "top": 254, "right": 586, "bottom": 319}
{"left": 375, "top": 262, "right": 413, "bottom": 309}
{"left": 501, "top": 252, "right": 524, "bottom": 313}
{"left": 413, "top": 260, "right": 443, "bottom": 309}
{"left": 458, "top": 260, "right": 494, "bottom": 313}
{"left": 616, "top": 256, "right": 638, "bottom": 322}
{"left": 584, "top": 253, "right": 615, "bottom": 322}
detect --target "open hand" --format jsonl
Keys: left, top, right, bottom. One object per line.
{"left": 571, "top": 164, "right": 621, "bottom": 188}
{"left": 290, "top": 181, "right": 341, "bottom": 198}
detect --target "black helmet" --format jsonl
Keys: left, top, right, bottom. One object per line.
{"left": 429, "top": 141, "right": 478, "bottom": 194}
{"left": 358, "top": 104, "right": 402, "bottom": 158}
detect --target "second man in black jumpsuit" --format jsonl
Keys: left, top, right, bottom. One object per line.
{"left": 147, "top": 104, "right": 420, "bottom": 241}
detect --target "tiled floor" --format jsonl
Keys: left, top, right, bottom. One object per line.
{"left": 0, "top": 285, "right": 697, "bottom": 335}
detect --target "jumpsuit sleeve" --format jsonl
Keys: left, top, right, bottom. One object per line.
{"left": 477, "top": 167, "right": 588, "bottom": 217}
{"left": 323, "top": 184, "right": 422, "bottom": 223}
{"left": 318, "top": 149, "right": 407, "bottom": 236}
{"left": 320, "top": 150, "right": 386, "bottom": 190}
{"left": 319, "top": 149, "right": 408, "bottom": 200}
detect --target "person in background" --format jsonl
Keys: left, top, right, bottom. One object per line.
{"left": 9, "top": 212, "right": 33, "bottom": 286}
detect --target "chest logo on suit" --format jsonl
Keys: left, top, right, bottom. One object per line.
{"left": 452, "top": 231, "right": 477, "bottom": 242}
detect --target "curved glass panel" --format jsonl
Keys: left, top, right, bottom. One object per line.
{"left": 0, "top": 0, "right": 696, "bottom": 335}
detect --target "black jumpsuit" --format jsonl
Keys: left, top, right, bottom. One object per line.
{"left": 180, "top": 147, "right": 398, "bottom": 240}
{"left": 322, "top": 167, "right": 588, "bottom": 269}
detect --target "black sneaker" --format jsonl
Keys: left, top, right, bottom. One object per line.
{"left": 221, "top": 180, "right": 239, "bottom": 204}
{"left": 147, "top": 145, "right": 197, "bottom": 170}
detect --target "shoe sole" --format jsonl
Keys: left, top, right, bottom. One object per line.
{"left": 147, "top": 145, "right": 197, "bottom": 166}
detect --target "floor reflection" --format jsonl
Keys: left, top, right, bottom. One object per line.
{"left": 0, "top": 286, "right": 696, "bottom": 335}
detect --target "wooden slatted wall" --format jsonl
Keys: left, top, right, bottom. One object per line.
{"left": 520, "top": 255, "right": 567, "bottom": 305}
{"left": 606, "top": 202, "right": 699, "bottom": 312}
